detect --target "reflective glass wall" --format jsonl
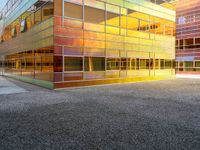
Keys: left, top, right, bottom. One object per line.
{"left": 176, "top": 0, "right": 200, "bottom": 74}
{"left": 1, "top": 1, "right": 54, "bottom": 43}
{"left": 54, "top": 0, "right": 175, "bottom": 88}
{"left": 0, "top": 0, "right": 54, "bottom": 88}
{"left": 4, "top": 47, "right": 54, "bottom": 82}
{"left": 0, "top": 0, "right": 175, "bottom": 88}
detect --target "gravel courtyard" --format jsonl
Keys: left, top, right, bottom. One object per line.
{"left": 0, "top": 77, "right": 200, "bottom": 150}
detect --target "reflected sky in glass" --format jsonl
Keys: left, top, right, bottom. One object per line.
{"left": 0, "top": 0, "right": 7, "bottom": 10}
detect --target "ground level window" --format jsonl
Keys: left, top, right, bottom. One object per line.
{"left": 140, "top": 59, "right": 149, "bottom": 69}
{"left": 160, "top": 59, "right": 165, "bottom": 69}
{"left": 121, "top": 58, "right": 127, "bottom": 70}
{"left": 130, "top": 58, "right": 136, "bottom": 70}
{"left": 107, "top": 58, "right": 120, "bottom": 70}
{"left": 165, "top": 60, "right": 172, "bottom": 69}
{"left": 84, "top": 57, "right": 105, "bottom": 71}
{"left": 155, "top": 59, "right": 160, "bottom": 69}
{"left": 184, "top": 61, "right": 193, "bottom": 68}
{"left": 195, "top": 61, "right": 200, "bottom": 67}
{"left": 64, "top": 57, "right": 83, "bottom": 71}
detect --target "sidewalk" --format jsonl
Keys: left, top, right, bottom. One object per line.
{"left": 176, "top": 74, "right": 200, "bottom": 79}
{"left": 0, "top": 76, "right": 26, "bottom": 95}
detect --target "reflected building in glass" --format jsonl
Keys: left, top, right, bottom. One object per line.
{"left": 0, "top": 0, "right": 176, "bottom": 89}
{"left": 176, "top": 0, "right": 200, "bottom": 76}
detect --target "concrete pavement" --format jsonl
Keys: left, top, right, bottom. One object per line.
{"left": 0, "top": 76, "right": 26, "bottom": 95}
{"left": 0, "top": 77, "right": 199, "bottom": 150}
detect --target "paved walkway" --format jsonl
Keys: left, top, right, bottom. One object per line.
{"left": 0, "top": 78, "right": 200, "bottom": 149}
{"left": 0, "top": 76, "right": 26, "bottom": 95}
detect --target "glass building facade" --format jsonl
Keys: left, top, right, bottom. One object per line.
{"left": 176, "top": 0, "right": 200, "bottom": 75}
{"left": 0, "top": 0, "right": 176, "bottom": 89}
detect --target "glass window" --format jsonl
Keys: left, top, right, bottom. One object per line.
{"left": 127, "top": 17, "right": 139, "bottom": 31}
{"left": 195, "top": 38, "right": 200, "bottom": 44}
{"left": 107, "top": 58, "right": 120, "bottom": 70}
{"left": 140, "top": 59, "right": 149, "bottom": 69}
{"left": 84, "top": 6, "right": 105, "bottom": 24}
{"left": 165, "top": 60, "right": 172, "bottom": 69}
{"left": 149, "top": 22, "right": 157, "bottom": 34}
{"left": 149, "top": 59, "right": 154, "bottom": 69}
{"left": 121, "top": 58, "right": 127, "bottom": 70}
{"left": 54, "top": 56, "right": 63, "bottom": 72}
{"left": 41, "top": 56, "right": 53, "bottom": 72}
{"left": 160, "top": 59, "right": 165, "bottom": 69}
{"left": 64, "top": 2, "right": 83, "bottom": 19}
{"left": 139, "top": 19, "right": 149, "bottom": 32}
{"left": 195, "top": 61, "right": 200, "bottom": 67}
{"left": 25, "top": 57, "right": 34, "bottom": 71}
{"left": 184, "top": 38, "right": 193, "bottom": 46}
{"left": 42, "top": 5, "right": 54, "bottom": 21}
{"left": 155, "top": 24, "right": 164, "bottom": 35}
{"left": 20, "top": 19, "right": 27, "bottom": 33}
{"left": 35, "top": 57, "right": 42, "bottom": 71}
{"left": 84, "top": 57, "right": 105, "bottom": 71}
{"left": 184, "top": 61, "right": 193, "bottom": 68}
{"left": 127, "top": 9, "right": 136, "bottom": 17}
{"left": 35, "top": 8, "right": 42, "bottom": 24}
{"left": 130, "top": 58, "right": 136, "bottom": 70}
{"left": 64, "top": 57, "right": 83, "bottom": 71}
{"left": 165, "top": 25, "right": 173, "bottom": 36}
{"left": 106, "top": 12, "right": 120, "bottom": 27}
{"left": 121, "top": 15, "right": 127, "bottom": 29}
{"left": 155, "top": 59, "right": 160, "bottom": 69}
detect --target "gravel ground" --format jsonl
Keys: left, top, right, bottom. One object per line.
{"left": 0, "top": 78, "right": 200, "bottom": 150}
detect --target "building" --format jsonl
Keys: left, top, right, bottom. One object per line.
{"left": 176, "top": 0, "right": 200, "bottom": 77}
{"left": 0, "top": 0, "right": 176, "bottom": 89}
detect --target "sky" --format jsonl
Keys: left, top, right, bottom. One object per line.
{"left": 0, "top": 0, "right": 7, "bottom": 11}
